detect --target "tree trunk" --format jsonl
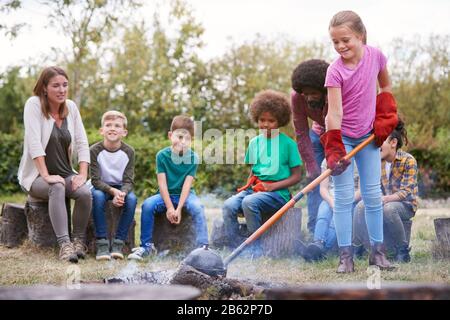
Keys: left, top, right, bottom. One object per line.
{"left": 152, "top": 209, "right": 196, "bottom": 253}
{"left": 0, "top": 203, "right": 28, "bottom": 248}
{"left": 24, "top": 199, "right": 58, "bottom": 247}
{"left": 85, "top": 201, "right": 136, "bottom": 254}
{"left": 210, "top": 207, "right": 302, "bottom": 258}
{"left": 433, "top": 218, "right": 450, "bottom": 259}
{"left": 261, "top": 207, "right": 302, "bottom": 258}
{"left": 170, "top": 264, "right": 265, "bottom": 300}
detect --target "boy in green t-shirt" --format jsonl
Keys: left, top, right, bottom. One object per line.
{"left": 222, "top": 90, "right": 302, "bottom": 256}
{"left": 128, "top": 115, "right": 208, "bottom": 260}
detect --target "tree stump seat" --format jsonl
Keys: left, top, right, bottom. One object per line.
{"left": 433, "top": 218, "right": 450, "bottom": 259}
{"left": 151, "top": 209, "right": 197, "bottom": 253}
{"left": 0, "top": 196, "right": 136, "bottom": 255}
{"left": 0, "top": 203, "right": 28, "bottom": 248}
{"left": 210, "top": 207, "right": 303, "bottom": 258}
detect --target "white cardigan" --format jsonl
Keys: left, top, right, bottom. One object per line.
{"left": 18, "top": 96, "right": 90, "bottom": 191}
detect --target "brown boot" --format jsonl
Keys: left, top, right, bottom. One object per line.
{"left": 337, "top": 246, "right": 354, "bottom": 273}
{"left": 73, "top": 238, "right": 88, "bottom": 259}
{"left": 369, "top": 243, "right": 396, "bottom": 271}
{"left": 59, "top": 242, "right": 78, "bottom": 263}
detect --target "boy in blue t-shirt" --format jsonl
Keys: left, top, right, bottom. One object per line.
{"left": 128, "top": 115, "right": 208, "bottom": 260}
{"left": 222, "top": 90, "right": 302, "bottom": 256}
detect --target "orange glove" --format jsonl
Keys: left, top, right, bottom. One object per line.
{"left": 237, "top": 176, "right": 258, "bottom": 193}
{"left": 252, "top": 182, "right": 268, "bottom": 192}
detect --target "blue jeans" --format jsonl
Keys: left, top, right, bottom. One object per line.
{"left": 333, "top": 133, "right": 383, "bottom": 247}
{"left": 91, "top": 187, "right": 137, "bottom": 241}
{"left": 313, "top": 201, "right": 336, "bottom": 250}
{"left": 222, "top": 190, "right": 287, "bottom": 247}
{"left": 140, "top": 193, "right": 209, "bottom": 248}
{"left": 314, "top": 200, "right": 359, "bottom": 250}
{"left": 307, "top": 130, "right": 325, "bottom": 234}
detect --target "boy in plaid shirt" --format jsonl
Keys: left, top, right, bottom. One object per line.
{"left": 353, "top": 121, "right": 418, "bottom": 262}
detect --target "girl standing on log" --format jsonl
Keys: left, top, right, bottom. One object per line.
{"left": 18, "top": 67, "right": 91, "bottom": 263}
{"left": 322, "top": 11, "right": 398, "bottom": 272}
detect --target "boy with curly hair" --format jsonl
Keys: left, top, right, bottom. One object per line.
{"left": 222, "top": 90, "right": 302, "bottom": 257}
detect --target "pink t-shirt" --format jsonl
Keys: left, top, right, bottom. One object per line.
{"left": 325, "top": 45, "right": 387, "bottom": 138}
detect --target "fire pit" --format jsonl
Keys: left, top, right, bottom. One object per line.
{"left": 104, "top": 263, "right": 283, "bottom": 300}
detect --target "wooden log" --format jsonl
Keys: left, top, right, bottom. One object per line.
{"left": 85, "top": 201, "right": 136, "bottom": 254}
{"left": 434, "top": 218, "right": 450, "bottom": 246}
{"left": 0, "top": 284, "right": 201, "bottom": 300}
{"left": 170, "top": 264, "right": 265, "bottom": 299}
{"left": 0, "top": 203, "right": 28, "bottom": 248}
{"left": 152, "top": 209, "right": 196, "bottom": 253}
{"left": 261, "top": 207, "right": 302, "bottom": 258}
{"left": 23, "top": 196, "right": 73, "bottom": 247}
{"left": 265, "top": 282, "right": 450, "bottom": 300}
{"left": 24, "top": 198, "right": 57, "bottom": 247}
{"left": 210, "top": 217, "right": 248, "bottom": 249}
{"left": 210, "top": 208, "right": 302, "bottom": 258}
{"left": 433, "top": 218, "right": 450, "bottom": 259}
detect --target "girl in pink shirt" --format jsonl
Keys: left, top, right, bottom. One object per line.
{"left": 321, "top": 10, "right": 398, "bottom": 273}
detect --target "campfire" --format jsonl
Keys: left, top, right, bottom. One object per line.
{"left": 104, "top": 262, "right": 281, "bottom": 300}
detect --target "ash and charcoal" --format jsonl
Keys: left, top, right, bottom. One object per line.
{"left": 104, "top": 262, "right": 282, "bottom": 299}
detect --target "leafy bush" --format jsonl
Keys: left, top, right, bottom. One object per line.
{"left": 0, "top": 132, "right": 24, "bottom": 194}
{"left": 3, "top": 130, "right": 448, "bottom": 198}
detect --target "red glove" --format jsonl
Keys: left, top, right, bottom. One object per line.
{"left": 320, "top": 129, "right": 350, "bottom": 176}
{"left": 252, "top": 182, "right": 268, "bottom": 192}
{"left": 374, "top": 92, "right": 398, "bottom": 147}
{"left": 237, "top": 176, "right": 257, "bottom": 193}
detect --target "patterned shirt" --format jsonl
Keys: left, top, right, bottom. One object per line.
{"left": 381, "top": 150, "right": 418, "bottom": 212}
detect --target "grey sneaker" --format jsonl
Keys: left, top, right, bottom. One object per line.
{"left": 95, "top": 239, "right": 111, "bottom": 261}
{"left": 127, "top": 244, "right": 157, "bottom": 261}
{"left": 127, "top": 247, "right": 148, "bottom": 261}
{"left": 73, "top": 238, "right": 88, "bottom": 259}
{"left": 111, "top": 239, "right": 125, "bottom": 260}
{"left": 59, "top": 242, "right": 78, "bottom": 263}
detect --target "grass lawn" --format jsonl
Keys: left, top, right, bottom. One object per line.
{"left": 0, "top": 194, "right": 449, "bottom": 286}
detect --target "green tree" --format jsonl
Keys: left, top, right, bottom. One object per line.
{"left": 389, "top": 34, "right": 450, "bottom": 150}
{"left": 205, "top": 37, "right": 332, "bottom": 130}
{"left": 140, "top": 0, "right": 209, "bottom": 133}
{"left": 1, "top": 0, "right": 143, "bottom": 108}
{"left": 0, "top": 67, "right": 36, "bottom": 133}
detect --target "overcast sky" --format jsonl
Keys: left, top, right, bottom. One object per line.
{"left": 1, "top": 0, "right": 449, "bottom": 72}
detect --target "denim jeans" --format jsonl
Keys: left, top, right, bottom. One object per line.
{"left": 140, "top": 193, "right": 209, "bottom": 248}
{"left": 353, "top": 201, "right": 414, "bottom": 248}
{"left": 91, "top": 187, "right": 137, "bottom": 241}
{"left": 333, "top": 133, "right": 383, "bottom": 247}
{"left": 307, "top": 130, "right": 325, "bottom": 234}
{"left": 222, "top": 189, "right": 287, "bottom": 248}
{"left": 313, "top": 201, "right": 336, "bottom": 250}
{"left": 314, "top": 200, "right": 359, "bottom": 250}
